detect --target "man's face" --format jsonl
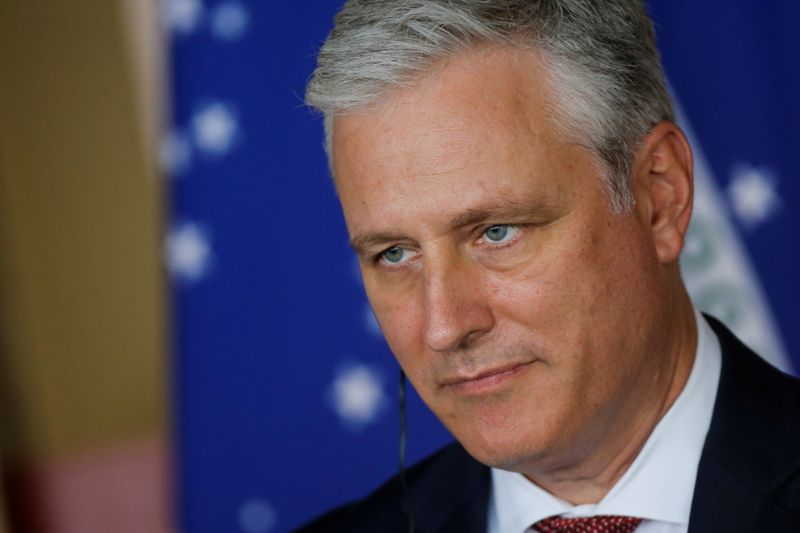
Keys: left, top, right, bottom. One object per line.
{"left": 333, "top": 48, "right": 675, "bottom": 475}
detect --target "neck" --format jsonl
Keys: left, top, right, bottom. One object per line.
{"left": 526, "top": 289, "right": 698, "bottom": 505}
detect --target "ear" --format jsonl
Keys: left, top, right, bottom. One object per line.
{"left": 631, "top": 122, "right": 694, "bottom": 264}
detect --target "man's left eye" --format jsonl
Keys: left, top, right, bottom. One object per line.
{"left": 482, "top": 224, "right": 519, "bottom": 244}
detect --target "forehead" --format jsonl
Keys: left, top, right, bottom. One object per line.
{"left": 333, "top": 47, "right": 555, "bottom": 151}
{"left": 331, "top": 46, "right": 587, "bottom": 231}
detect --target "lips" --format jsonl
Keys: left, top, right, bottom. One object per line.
{"left": 440, "top": 360, "right": 535, "bottom": 394}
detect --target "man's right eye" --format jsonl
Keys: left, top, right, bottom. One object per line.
{"left": 380, "top": 246, "right": 414, "bottom": 265}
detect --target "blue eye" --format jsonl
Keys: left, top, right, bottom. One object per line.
{"left": 381, "top": 246, "right": 408, "bottom": 264}
{"left": 483, "top": 224, "right": 517, "bottom": 243}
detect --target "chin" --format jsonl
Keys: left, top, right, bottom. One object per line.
{"left": 456, "top": 428, "right": 550, "bottom": 473}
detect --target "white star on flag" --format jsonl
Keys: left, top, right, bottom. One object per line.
{"left": 329, "top": 364, "right": 386, "bottom": 429}
{"left": 210, "top": 2, "right": 250, "bottom": 41}
{"left": 238, "top": 498, "right": 276, "bottom": 533}
{"left": 163, "top": 0, "right": 204, "bottom": 35}
{"left": 166, "top": 222, "right": 213, "bottom": 283}
{"left": 727, "top": 163, "right": 781, "bottom": 230}
{"left": 191, "top": 102, "right": 239, "bottom": 156}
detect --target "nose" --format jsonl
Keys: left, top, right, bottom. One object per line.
{"left": 422, "top": 254, "right": 495, "bottom": 352}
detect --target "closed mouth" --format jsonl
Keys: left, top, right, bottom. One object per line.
{"left": 440, "top": 360, "right": 535, "bottom": 393}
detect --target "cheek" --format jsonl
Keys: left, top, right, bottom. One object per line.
{"left": 485, "top": 216, "right": 655, "bottom": 361}
{"left": 483, "top": 231, "right": 593, "bottom": 334}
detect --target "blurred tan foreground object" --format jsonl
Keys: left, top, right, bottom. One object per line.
{"left": 0, "top": 0, "right": 171, "bottom": 531}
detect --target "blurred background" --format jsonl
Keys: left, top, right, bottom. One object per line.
{"left": 0, "top": 1, "right": 796, "bottom": 532}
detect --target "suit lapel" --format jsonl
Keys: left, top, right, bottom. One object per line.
{"left": 689, "top": 316, "right": 800, "bottom": 532}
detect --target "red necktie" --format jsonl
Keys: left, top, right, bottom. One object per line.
{"left": 533, "top": 515, "right": 643, "bottom": 533}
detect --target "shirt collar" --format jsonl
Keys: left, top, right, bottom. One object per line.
{"left": 488, "top": 311, "right": 722, "bottom": 532}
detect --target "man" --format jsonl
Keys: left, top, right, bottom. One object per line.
{"left": 300, "top": 1, "right": 800, "bottom": 532}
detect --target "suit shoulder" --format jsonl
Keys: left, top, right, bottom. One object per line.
{"left": 709, "top": 314, "right": 800, "bottom": 410}
{"left": 294, "top": 442, "right": 472, "bottom": 533}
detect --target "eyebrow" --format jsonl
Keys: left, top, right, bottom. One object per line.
{"left": 349, "top": 199, "right": 542, "bottom": 258}
{"left": 350, "top": 232, "right": 408, "bottom": 257}
{"left": 449, "top": 201, "right": 532, "bottom": 227}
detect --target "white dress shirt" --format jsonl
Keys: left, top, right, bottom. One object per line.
{"left": 487, "top": 311, "right": 722, "bottom": 533}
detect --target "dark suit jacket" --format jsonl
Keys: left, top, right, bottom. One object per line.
{"left": 297, "top": 317, "right": 800, "bottom": 532}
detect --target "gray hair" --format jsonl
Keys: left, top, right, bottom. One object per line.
{"left": 306, "top": 0, "right": 675, "bottom": 213}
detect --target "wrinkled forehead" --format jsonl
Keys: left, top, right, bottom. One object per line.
{"left": 327, "top": 45, "right": 566, "bottom": 178}
{"left": 329, "top": 49, "right": 605, "bottom": 243}
{"left": 332, "top": 48, "right": 558, "bottom": 182}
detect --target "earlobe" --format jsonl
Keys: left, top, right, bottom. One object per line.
{"left": 632, "top": 123, "right": 694, "bottom": 264}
